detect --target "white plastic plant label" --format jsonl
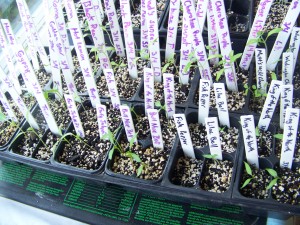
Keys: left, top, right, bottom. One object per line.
{"left": 165, "top": 0, "right": 180, "bottom": 60}
{"left": 280, "top": 108, "right": 299, "bottom": 169}
{"left": 255, "top": 48, "right": 267, "bottom": 93}
{"left": 63, "top": 0, "right": 78, "bottom": 22}
{"left": 205, "top": 117, "right": 222, "bottom": 160}
{"left": 179, "top": 9, "right": 192, "bottom": 85}
{"left": 173, "top": 114, "right": 195, "bottom": 158}
{"left": 258, "top": 80, "right": 282, "bottom": 131}
{"left": 163, "top": 73, "right": 175, "bottom": 118}
{"left": 92, "top": 0, "right": 104, "bottom": 23}
{"left": 289, "top": 27, "right": 300, "bottom": 72}
{"left": 239, "top": 0, "right": 274, "bottom": 70}
{"left": 147, "top": 109, "right": 164, "bottom": 149}
{"left": 65, "top": 94, "right": 85, "bottom": 138}
{"left": 198, "top": 79, "right": 210, "bottom": 125}
{"left": 207, "top": 0, "right": 219, "bottom": 66}
{"left": 96, "top": 103, "right": 108, "bottom": 139}
{"left": 267, "top": 0, "right": 300, "bottom": 71}
{"left": 214, "top": 83, "right": 230, "bottom": 127}
{"left": 240, "top": 115, "right": 259, "bottom": 168}
{"left": 282, "top": 52, "right": 294, "bottom": 85}
{"left": 0, "top": 89, "right": 18, "bottom": 122}
{"left": 81, "top": 0, "right": 111, "bottom": 71}
{"left": 211, "top": 0, "right": 238, "bottom": 91}
{"left": 50, "top": 0, "right": 75, "bottom": 72}
{"left": 120, "top": 0, "right": 138, "bottom": 79}
{"left": 147, "top": 0, "right": 162, "bottom": 82}
{"left": 15, "top": 45, "right": 60, "bottom": 136}
{"left": 103, "top": 0, "right": 125, "bottom": 56}
{"left": 0, "top": 68, "right": 39, "bottom": 129}
{"left": 103, "top": 69, "right": 120, "bottom": 109}
{"left": 0, "top": 19, "right": 16, "bottom": 45}
{"left": 144, "top": 68, "right": 154, "bottom": 113}
{"left": 182, "top": 0, "right": 212, "bottom": 83}
{"left": 196, "top": 0, "right": 208, "bottom": 32}
{"left": 120, "top": 105, "right": 137, "bottom": 143}
{"left": 68, "top": 20, "right": 101, "bottom": 107}
{"left": 280, "top": 85, "right": 293, "bottom": 129}
{"left": 140, "top": 0, "right": 149, "bottom": 59}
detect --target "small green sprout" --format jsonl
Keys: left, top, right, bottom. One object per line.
{"left": 241, "top": 161, "right": 255, "bottom": 189}
{"left": 266, "top": 168, "right": 280, "bottom": 189}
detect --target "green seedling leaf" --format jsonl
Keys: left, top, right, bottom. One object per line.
{"left": 266, "top": 168, "right": 278, "bottom": 178}
{"left": 274, "top": 133, "right": 283, "bottom": 140}
{"left": 208, "top": 54, "right": 222, "bottom": 60}
{"left": 162, "top": 62, "right": 170, "bottom": 73}
{"left": 129, "top": 133, "right": 138, "bottom": 150}
{"left": 267, "top": 178, "right": 279, "bottom": 190}
{"left": 246, "top": 39, "right": 259, "bottom": 46}
{"left": 241, "top": 178, "right": 252, "bottom": 189}
{"left": 271, "top": 72, "right": 277, "bottom": 80}
{"left": 0, "top": 111, "right": 7, "bottom": 122}
{"left": 216, "top": 68, "right": 225, "bottom": 81}
{"left": 203, "top": 154, "right": 218, "bottom": 159}
{"left": 106, "top": 46, "right": 116, "bottom": 52}
{"left": 109, "top": 148, "right": 114, "bottom": 160}
{"left": 267, "top": 28, "right": 282, "bottom": 39}
{"left": 255, "top": 127, "right": 260, "bottom": 137}
{"left": 230, "top": 53, "right": 242, "bottom": 63}
{"left": 120, "top": 62, "right": 127, "bottom": 67}
{"left": 137, "top": 164, "right": 143, "bottom": 176}
{"left": 155, "top": 101, "right": 162, "bottom": 108}
{"left": 244, "top": 161, "right": 252, "bottom": 176}
{"left": 252, "top": 85, "right": 257, "bottom": 90}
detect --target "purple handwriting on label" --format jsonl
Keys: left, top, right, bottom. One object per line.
{"left": 144, "top": 68, "right": 154, "bottom": 111}
{"left": 148, "top": 109, "right": 164, "bottom": 149}
{"left": 120, "top": 105, "right": 137, "bottom": 142}
{"left": 280, "top": 85, "right": 293, "bottom": 129}
{"left": 96, "top": 104, "right": 108, "bottom": 138}
{"left": 1, "top": 20, "right": 15, "bottom": 45}
{"left": 163, "top": 74, "right": 175, "bottom": 118}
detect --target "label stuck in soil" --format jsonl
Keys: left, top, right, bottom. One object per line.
{"left": 96, "top": 103, "right": 108, "bottom": 139}
{"left": 120, "top": 0, "right": 138, "bottom": 79}
{"left": 140, "top": 0, "right": 149, "bottom": 59}
{"left": 280, "top": 108, "right": 299, "bottom": 169}
{"left": 104, "top": 69, "right": 120, "bottom": 109}
{"left": 214, "top": 83, "right": 230, "bottom": 127}
{"left": 182, "top": 0, "right": 212, "bottom": 83}
{"left": 0, "top": 88, "right": 18, "bottom": 122}
{"left": 120, "top": 105, "right": 137, "bottom": 143}
{"left": 144, "top": 68, "right": 154, "bottom": 113}
{"left": 147, "top": 109, "right": 164, "bottom": 149}
{"left": 289, "top": 27, "right": 300, "bottom": 72}
{"left": 239, "top": 0, "right": 273, "bottom": 70}
{"left": 240, "top": 115, "right": 259, "bottom": 168}
{"left": 258, "top": 80, "right": 282, "bottom": 131}
{"left": 165, "top": 0, "right": 180, "bottom": 60}
{"left": 207, "top": 0, "right": 219, "bottom": 66}
{"left": 146, "top": 0, "right": 162, "bottom": 82}
{"left": 163, "top": 73, "right": 175, "bottom": 118}
{"left": 103, "top": 0, "right": 125, "bottom": 56}
{"left": 173, "top": 114, "right": 195, "bottom": 158}
{"left": 267, "top": 0, "right": 300, "bottom": 71}
{"left": 282, "top": 52, "right": 294, "bottom": 85}
{"left": 205, "top": 117, "right": 222, "bottom": 160}
{"left": 280, "top": 85, "right": 293, "bottom": 129}
{"left": 255, "top": 48, "right": 267, "bottom": 93}
{"left": 198, "top": 79, "right": 210, "bottom": 125}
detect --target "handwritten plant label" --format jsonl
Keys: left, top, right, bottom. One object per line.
{"left": 211, "top": 0, "right": 238, "bottom": 91}
{"left": 255, "top": 48, "right": 267, "bottom": 92}
{"left": 205, "top": 117, "right": 222, "bottom": 160}
{"left": 214, "top": 83, "right": 230, "bottom": 127}
{"left": 96, "top": 103, "right": 108, "bottom": 139}
{"left": 140, "top": 0, "right": 149, "bottom": 59}
{"left": 0, "top": 89, "right": 18, "bottom": 122}
{"left": 165, "top": 0, "right": 180, "bottom": 60}
{"left": 267, "top": 0, "right": 300, "bottom": 71}
{"left": 163, "top": 73, "right": 175, "bottom": 118}
{"left": 282, "top": 52, "right": 294, "bottom": 85}
{"left": 147, "top": 109, "right": 164, "bottom": 149}
{"left": 15, "top": 45, "right": 60, "bottom": 135}
{"left": 92, "top": 0, "right": 104, "bottom": 23}
{"left": 0, "top": 19, "right": 16, "bottom": 45}
{"left": 173, "top": 114, "right": 195, "bottom": 158}
{"left": 147, "top": 0, "right": 162, "bottom": 82}
{"left": 280, "top": 108, "right": 299, "bottom": 169}
{"left": 104, "top": 69, "right": 120, "bottom": 109}
{"left": 0, "top": 68, "right": 39, "bottom": 129}
{"left": 81, "top": 0, "right": 111, "bottom": 71}
{"left": 120, "top": 105, "right": 137, "bottom": 143}
{"left": 280, "top": 85, "right": 293, "bottom": 129}
{"left": 144, "top": 68, "right": 154, "bottom": 113}
{"left": 50, "top": 0, "right": 75, "bottom": 72}
{"left": 182, "top": 0, "right": 212, "bottom": 83}
{"left": 239, "top": 0, "right": 273, "bottom": 70}
{"left": 258, "top": 80, "right": 282, "bottom": 131}
{"left": 241, "top": 115, "right": 259, "bottom": 168}
{"left": 196, "top": 0, "right": 208, "bottom": 32}
{"left": 289, "top": 27, "right": 300, "bottom": 72}
{"left": 198, "top": 79, "right": 210, "bottom": 125}
{"left": 68, "top": 20, "right": 101, "bottom": 107}
{"left": 65, "top": 94, "right": 85, "bottom": 138}
{"left": 48, "top": 16, "right": 78, "bottom": 97}
{"left": 103, "top": 0, "right": 125, "bottom": 56}
{"left": 120, "top": 0, "right": 138, "bottom": 79}
{"left": 64, "top": 0, "right": 78, "bottom": 22}
{"left": 179, "top": 9, "right": 192, "bottom": 85}
{"left": 207, "top": 0, "right": 219, "bottom": 66}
